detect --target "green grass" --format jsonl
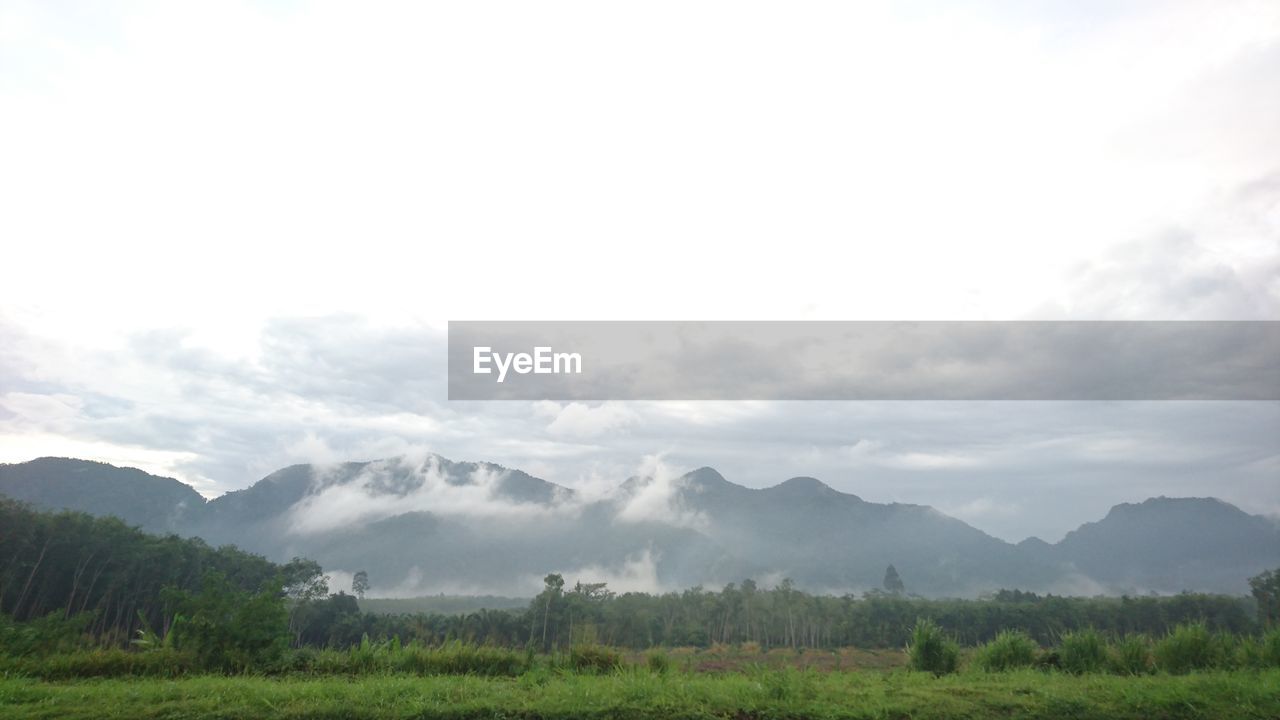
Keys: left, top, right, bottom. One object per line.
{"left": 972, "top": 629, "right": 1040, "bottom": 672}
{"left": 1, "top": 669, "right": 1277, "bottom": 719}
{"left": 1154, "top": 622, "right": 1227, "bottom": 674}
{"left": 1058, "top": 629, "right": 1108, "bottom": 674}
{"left": 905, "top": 619, "right": 959, "bottom": 675}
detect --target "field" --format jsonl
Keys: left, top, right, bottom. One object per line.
{"left": 2, "top": 669, "right": 1278, "bottom": 719}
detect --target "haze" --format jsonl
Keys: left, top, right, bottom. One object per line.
{"left": 1, "top": 1, "right": 1277, "bottom": 543}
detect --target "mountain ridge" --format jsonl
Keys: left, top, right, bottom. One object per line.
{"left": 1, "top": 455, "right": 1275, "bottom": 597}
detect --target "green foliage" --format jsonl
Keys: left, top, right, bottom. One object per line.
{"left": 163, "top": 571, "right": 290, "bottom": 672}
{"left": 1058, "top": 628, "right": 1108, "bottom": 674}
{"left": 905, "top": 619, "right": 959, "bottom": 675}
{"left": 3, "top": 669, "right": 1280, "bottom": 720}
{"left": 0, "top": 612, "right": 92, "bottom": 658}
{"left": 1263, "top": 627, "right": 1280, "bottom": 668}
{"left": 757, "top": 667, "right": 816, "bottom": 702}
{"left": 292, "top": 639, "right": 530, "bottom": 677}
{"left": 0, "top": 499, "right": 286, "bottom": 646}
{"left": 1249, "top": 567, "right": 1279, "bottom": 629}
{"left": 0, "top": 500, "right": 1262, "bottom": 656}
{"left": 971, "top": 629, "right": 1038, "bottom": 672}
{"left": 1109, "top": 634, "right": 1152, "bottom": 675}
{"left": 351, "top": 570, "right": 369, "bottom": 600}
{"left": 565, "top": 644, "right": 622, "bottom": 674}
{"left": 1153, "top": 622, "right": 1225, "bottom": 674}
{"left": 0, "top": 647, "right": 195, "bottom": 679}
{"left": 645, "top": 650, "right": 671, "bottom": 675}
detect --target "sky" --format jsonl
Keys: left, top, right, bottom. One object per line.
{"left": 0, "top": 0, "right": 1277, "bottom": 543}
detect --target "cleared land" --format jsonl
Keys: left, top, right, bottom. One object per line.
{"left": 2, "top": 670, "right": 1278, "bottom": 720}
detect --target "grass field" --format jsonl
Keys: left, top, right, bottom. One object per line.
{"left": 2, "top": 669, "right": 1277, "bottom": 720}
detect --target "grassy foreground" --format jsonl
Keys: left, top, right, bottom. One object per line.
{"left": 2, "top": 669, "right": 1278, "bottom": 720}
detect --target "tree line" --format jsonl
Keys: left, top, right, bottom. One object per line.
{"left": 0, "top": 499, "right": 325, "bottom": 651}
{"left": 346, "top": 574, "right": 1259, "bottom": 651}
{"left": 1, "top": 499, "right": 1275, "bottom": 661}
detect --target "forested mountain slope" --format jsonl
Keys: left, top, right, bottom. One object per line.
{"left": 1, "top": 456, "right": 1276, "bottom": 597}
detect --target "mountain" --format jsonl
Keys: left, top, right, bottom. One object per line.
{"left": 623, "top": 467, "right": 1056, "bottom": 595}
{"left": 1053, "top": 497, "right": 1280, "bottom": 594}
{"left": 0, "top": 457, "right": 206, "bottom": 534}
{"left": 1, "top": 456, "right": 1276, "bottom": 597}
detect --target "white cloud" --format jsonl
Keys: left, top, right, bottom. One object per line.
{"left": 840, "top": 439, "right": 985, "bottom": 470}
{"left": 285, "top": 455, "right": 572, "bottom": 535}
{"left": 613, "top": 454, "right": 708, "bottom": 532}
{"left": 535, "top": 548, "right": 665, "bottom": 595}
{"left": 539, "top": 402, "right": 638, "bottom": 438}
{"left": 0, "top": 392, "right": 83, "bottom": 431}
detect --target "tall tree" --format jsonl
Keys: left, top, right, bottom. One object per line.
{"left": 539, "top": 573, "right": 564, "bottom": 651}
{"left": 1249, "top": 568, "right": 1279, "bottom": 628}
{"left": 883, "top": 565, "right": 905, "bottom": 596}
{"left": 352, "top": 571, "right": 369, "bottom": 600}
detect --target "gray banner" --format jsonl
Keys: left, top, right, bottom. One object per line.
{"left": 447, "top": 321, "right": 1280, "bottom": 400}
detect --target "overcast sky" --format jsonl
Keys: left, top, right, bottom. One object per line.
{"left": 1, "top": 1, "right": 1277, "bottom": 543}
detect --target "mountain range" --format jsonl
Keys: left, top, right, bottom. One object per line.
{"left": 1, "top": 456, "right": 1276, "bottom": 598}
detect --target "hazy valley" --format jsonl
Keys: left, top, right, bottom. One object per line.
{"left": 2, "top": 455, "right": 1275, "bottom": 599}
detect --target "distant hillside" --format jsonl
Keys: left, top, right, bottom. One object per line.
{"left": 0, "top": 457, "right": 206, "bottom": 534}
{"left": 1, "top": 455, "right": 1276, "bottom": 597}
{"left": 1054, "top": 496, "right": 1280, "bottom": 593}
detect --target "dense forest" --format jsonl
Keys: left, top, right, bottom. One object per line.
{"left": 3, "top": 498, "right": 1277, "bottom": 669}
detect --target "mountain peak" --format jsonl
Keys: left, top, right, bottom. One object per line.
{"left": 1102, "top": 496, "right": 1247, "bottom": 521}
{"left": 683, "top": 467, "right": 731, "bottom": 488}
{"left": 767, "top": 476, "right": 844, "bottom": 496}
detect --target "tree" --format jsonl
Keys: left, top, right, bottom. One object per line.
{"left": 1249, "top": 568, "right": 1279, "bottom": 629}
{"left": 352, "top": 571, "right": 369, "bottom": 600}
{"left": 163, "top": 571, "right": 289, "bottom": 671}
{"left": 539, "top": 573, "right": 564, "bottom": 651}
{"left": 280, "top": 557, "right": 329, "bottom": 602}
{"left": 884, "top": 565, "right": 905, "bottom": 596}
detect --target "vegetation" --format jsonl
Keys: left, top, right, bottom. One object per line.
{"left": 2, "top": 499, "right": 1280, "bottom": 719}
{"left": 972, "top": 629, "right": 1039, "bottom": 672}
{"left": 2, "top": 500, "right": 1270, "bottom": 655}
{"left": 905, "top": 618, "right": 959, "bottom": 675}
{"left": 1057, "top": 628, "right": 1108, "bottom": 674}
{"left": 1249, "top": 568, "right": 1279, "bottom": 629}
{"left": 3, "top": 671, "right": 1280, "bottom": 720}
{"left": 0, "top": 498, "right": 318, "bottom": 645}
{"left": 1152, "top": 621, "right": 1228, "bottom": 674}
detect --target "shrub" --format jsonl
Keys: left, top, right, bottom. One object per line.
{"left": 567, "top": 644, "right": 622, "bottom": 674}
{"left": 0, "top": 648, "right": 196, "bottom": 679}
{"left": 1212, "top": 633, "right": 1241, "bottom": 670}
{"left": 1058, "top": 629, "right": 1108, "bottom": 674}
{"left": 1109, "top": 634, "right": 1152, "bottom": 675}
{"left": 646, "top": 650, "right": 671, "bottom": 675}
{"left": 758, "top": 667, "right": 815, "bottom": 702}
{"left": 1236, "top": 630, "right": 1280, "bottom": 669}
{"left": 164, "top": 572, "right": 290, "bottom": 672}
{"left": 972, "top": 630, "right": 1038, "bottom": 672}
{"left": 0, "top": 612, "right": 94, "bottom": 658}
{"left": 1263, "top": 627, "right": 1280, "bottom": 668}
{"left": 288, "top": 639, "right": 527, "bottom": 677}
{"left": 1153, "top": 622, "right": 1224, "bottom": 674}
{"left": 1235, "top": 636, "right": 1264, "bottom": 669}
{"left": 906, "top": 619, "right": 959, "bottom": 675}
{"left": 1034, "top": 649, "right": 1061, "bottom": 671}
